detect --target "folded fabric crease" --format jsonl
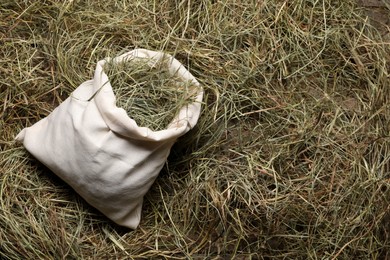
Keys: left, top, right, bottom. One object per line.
{"left": 16, "top": 49, "right": 203, "bottom": 229}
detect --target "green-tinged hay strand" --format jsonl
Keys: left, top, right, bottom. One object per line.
{"left": 104, "top": 58, "right": 196, "bottom": 131}
{"left": 1, "top": 0, "right": 390, "bottom": 259}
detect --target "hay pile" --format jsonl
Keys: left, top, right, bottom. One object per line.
{"left": 1, "top": 0, "right": 389, "bottom": 259}
{"left": 104, "top": 58, "right": 196, "bottom": 131}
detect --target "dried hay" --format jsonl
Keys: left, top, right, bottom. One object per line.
{"left": 104, "top": 58, "right": 196, "bottom": 131}
{"left": 1, "top": 0, "right": 389, "bottom": 259}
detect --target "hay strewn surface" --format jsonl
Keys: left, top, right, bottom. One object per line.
{"left": 1, "top": 0, "right": 389, "bottom": 259}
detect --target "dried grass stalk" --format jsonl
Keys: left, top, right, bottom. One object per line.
{"left": 1, "top": 0, "right": 390, "bottom": 259}
{"left": 104, "top": 58, "right": 196, "bottom": 131}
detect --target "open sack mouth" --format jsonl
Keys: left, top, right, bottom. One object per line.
{"left": 102, "top": 55, "right": 199, "bottom": 131}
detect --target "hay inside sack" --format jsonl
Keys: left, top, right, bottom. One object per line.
{"left": 103, "top": 57, "right": 197, "bottom": 131}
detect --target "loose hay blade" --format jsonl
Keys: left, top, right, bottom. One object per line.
{"left": 104, "top": 58, "right": 197, "bottom": 131}
{"left": 1, "top": 0, "right": 390, "bottom": 259}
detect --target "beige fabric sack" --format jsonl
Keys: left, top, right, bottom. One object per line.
{"left": 15, "top": 49, "right": 203, "bottom": 229}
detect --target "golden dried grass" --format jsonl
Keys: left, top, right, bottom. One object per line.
{"left": 1, "top": 0, "right": 389, "bottom": 259}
